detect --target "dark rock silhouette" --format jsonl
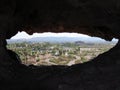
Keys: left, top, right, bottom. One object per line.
{"left": 0, "top": 0, "right": 120, "bottom": 40}
{"left": 0, "top": 0, "right": 120, "bottom": 89}
{"left": 0, "top": 40, "right": 120, "bottom": 90}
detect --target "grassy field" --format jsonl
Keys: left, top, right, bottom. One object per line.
{"left": 7, "top": 42, "right": 115, "bottom": 66}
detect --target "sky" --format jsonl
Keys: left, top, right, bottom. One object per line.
{"left": 11, "top": 31, "right": 91, "bottom": 39}
{"left": 10, "top": 31, "right": 118, "bottom": 43}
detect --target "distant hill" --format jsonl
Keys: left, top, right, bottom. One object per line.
{"left": 75, "top": 41, "right": 85, "bottom": 44}
{"left": 7, "top": 37, "right": 118, "bottom": 44}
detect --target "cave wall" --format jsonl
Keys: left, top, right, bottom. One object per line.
{"left": 0, "top": 0, "right": 120, "bottom": 40}
{"left": 0, "top": 0, "right": 120, "bottom": 89}
{"left": 0, "top": 39, "right": 120, "bottom": 90}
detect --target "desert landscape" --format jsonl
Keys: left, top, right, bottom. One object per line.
{"left": 7, "top": 41, "right": 115, "bottom": 66}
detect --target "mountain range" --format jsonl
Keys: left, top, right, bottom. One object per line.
{"left": 7, "top": 36, "right": 118, "bottom": 44}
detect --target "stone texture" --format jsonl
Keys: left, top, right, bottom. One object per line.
{"left": 0, "top": 0, "right": 120, "bottom": 90}
{"left": 0, "top": 40, "right": 120, "bottom": 90}
{"left": 0, "top": 0, "right": 120, "bottom": 40}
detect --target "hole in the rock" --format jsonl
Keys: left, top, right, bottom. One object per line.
{"left": 7, "top": 31, "right": 118, "bottom": 66}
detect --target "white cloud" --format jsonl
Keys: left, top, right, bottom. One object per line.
{"left": 10, "top": 31, "right": 118, "bottom": 43}
{"left": 11, "top": 31, "right": 31, "bottom": 39}
{"left": 11, "top": 31, "right": 90, "bottom": 39}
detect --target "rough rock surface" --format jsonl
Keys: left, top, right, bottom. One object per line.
{"left": 0, "top": 40, "right": 120, "bottom": 90}
{"left": 0, "top": 0, "right": 120, "bottom": 90}
{"left": 0, "top": 0, "right": 120, "bottom": 40}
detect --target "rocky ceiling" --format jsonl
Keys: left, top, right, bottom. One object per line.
{"left": 0, "top": 0, "right": 120, "bottom": 89}
{"left": 0, "top": 0, "right": 120, "bottom": 40}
